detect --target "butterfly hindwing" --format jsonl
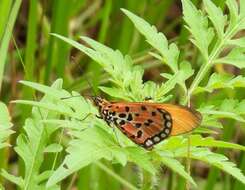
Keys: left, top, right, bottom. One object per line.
{"left": 156, "top": 104, "right": 202, "bottom": 136}
{"left": 93, "top": 97, "right": 202, "bottom": 149}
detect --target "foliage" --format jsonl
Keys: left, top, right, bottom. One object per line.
{"left": 0, "top": 102, "right": 13, "bottom": 149}
{"left": 0, "top": 0, "right": 245, "bottom": 189}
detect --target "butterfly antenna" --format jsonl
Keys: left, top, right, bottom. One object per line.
{"left": 70, "top": 56, "right": 97, "bottom": 98}
{"left": 84, "top": 77, "right": 98, "bottom": 99}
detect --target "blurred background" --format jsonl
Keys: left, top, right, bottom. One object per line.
{"left": 0, "top": 0, "right": 244, "bottom": 189}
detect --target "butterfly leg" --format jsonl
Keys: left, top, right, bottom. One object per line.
{"left": 75, "top": 113, "right": 92, "bottom": 122}
{"left": 96, "top": 115, "right": 103, "bottom": 119}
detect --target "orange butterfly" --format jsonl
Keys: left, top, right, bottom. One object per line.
{"left": 92, "top": 97, "right": 202, "bottom": 149}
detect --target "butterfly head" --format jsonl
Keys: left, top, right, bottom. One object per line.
{"left": 91, "top": 96, "right": 110, "bottom": 111}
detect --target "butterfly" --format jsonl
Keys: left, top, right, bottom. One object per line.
{"left": 92, "top": 97, "right": 202, "bottom": 149}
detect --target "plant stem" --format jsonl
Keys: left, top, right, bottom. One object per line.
{"left": 186, "top": 137, "right": 191, "bottom": 190}
{"left": 95, "top": 162, "right": 138, "bottom": 190}
{"left": 184, "top": 19, "right": 241, "bottom": 105}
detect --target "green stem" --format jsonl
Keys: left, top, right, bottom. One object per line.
{"left": 95, "top": 162, "right": 138, "bottom": 190}
{"left": 184, "top": 18, "right": 242, "bottom": 105}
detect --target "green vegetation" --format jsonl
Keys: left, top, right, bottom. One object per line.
{"left": 0, "top": 0, "right": 245, "bottom": 189}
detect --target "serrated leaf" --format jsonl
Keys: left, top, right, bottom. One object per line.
{"left": 156, "top": 73, "right": 179, "bottom": 99}
{"left": 215, "top": 48, "right": 245, "bottom": 69}
{"left": 226, "top": 0, "right": 239, "bottom": 28}
{"left": 122, "top": 8, "right": 179, "bottom": 73}
{"left": 177, "top": 61, "right": 194, "bottom": 93}
{"left": 47, "top": 127, "right": 117, "bottom": 187}
{"left": 160, "top": 135, "right": 245, "bottom": 151}
{"left": 125, "top": 147, "right": 156, "bottom": 175}
{"left": 228, "top": 37, "right": 245, "bottom": 48}
{"left": 0, "top": 102, "right": 14, "bottom": 149}
{"left": 37, "top": 171, "right": 54, "bottom": 184}
{"left": 182, "top": 0, "right": 211, "bottom": 59}
{"left": 99, "top": 87, "right": 131, "bottom": 101}
{"left": 240, "top": 0, "right": 245, "bottom": 18}
{"left": 0, "top": 169, "right": 24, "bottom": 187}
{"left": 158, "top": 152, "right": 196, "bottom": 186}
{"left": 19, "top": 80, "right": 68, "bottom": 99}
{"left": 11, "top": 80, "right": 63, "bottom": 189}
{"left": 177, "top": 148, "right": 245, "bottom": 185}
{"left": 199, "top": 99, "right": 245, "bottom": 122}
{"left": 12, "top": 100, "right": 75, "bottom": 118}
{"left": 201, "top": 115, "right": 223, "bottom": 128}
{"left": 194, "top": 73, "right": 245, "bottom": 94}
{"left": 194, "top": 127, "right": 218, "bottom": 134}
{"left": 52, "top": 33, "right": 149, "bottom": 102}
{"left": 204, "top": 0, "right": 226, "bottom": 38}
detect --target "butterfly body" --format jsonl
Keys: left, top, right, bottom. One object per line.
{"left": 92, "top": 97, "right": 202, "bottom": 149}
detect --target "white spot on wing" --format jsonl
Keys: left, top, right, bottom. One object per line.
{"left": 153, "top": 136, "right": 160, "bottom": 142}
{"left": 165, "top": 114, "right": 171, "bottom": 120}
{"left": 166, "top": 121, "right": 172, "bottom": 128}
{"left": 145, "top": 139, "right": 153, "bottom": 147}
{"left": 160, "top": 133, "right": 166, "bottom": 138}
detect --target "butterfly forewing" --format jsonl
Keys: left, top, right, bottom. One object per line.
{"left": 93, "top": 97, "right": 202, "bottom": 149}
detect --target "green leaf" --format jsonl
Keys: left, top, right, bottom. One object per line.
{"left": 177, "top": 148, "right": 245, "bottom": 185}
{"left": 13, "top": 100, "right": 75, "bottom": 117}
{"left": 37, "top": 171, "right": 54, "bottom": 184}
{"left": 99, "top": 87, "right": 131, "bottom": 101}
{"left": 204, "top": 0, "right": 226, "bottom": 38}
{"left": 194, "top": 73, "right": 245, "bottom": 94}
{"left": 199, "top": 99, "right": 245, "bottom": 122}
{"left": 177, "top": 61, "right": 194, "bottom": 93}
{"left": 160, "top": 135, "right": 245, "bottom": 151}
{"left": 1, "top": 169, "right": 24, "bottom": 187}
{"left": 228, "top": 37, "right": 245, "bottom": 48}
{"left": 14, "top": 80, "right": 95, "bottom": 121}
{"left": 121, "top": 8, "right": 179, "bottom": 73}
{"left": 44, "top": 144, "right": 63, "bottom": 153}
{"left": 0, "top": 102, "right": 14, "bottom": 149}
{"left": 240, "top": 0, "right": 245, "bottom": 18}
{"left": 0, "top": 0, "right": 22, "bottom": 90}
{"left": 158, "top": 153, "right": 196, "bottom": 186}
{"left": 11, "top": 80, "right": 63, "bottom": 189}
{"left": 125, "top": 147, "right": 156, "bottom": 175}
{"left": 182, "top": 0, "right": 212, "bottom": 59}
{"left": 47, "top": 127, "right": 117, "bottom": 187}
{"left": 19, "top": 80, "right": 70, "bottom": 99}
{"left": 201, "top": 115, "right": 223, "bottom": 128}
{"left": 156, "top": 73, "right": 179, "bottom": 99}
{"left": 215, "top": 48, "right": 245, "bottom": 69}
{"left": 226, "top": 0, "right": 239, "bottom": 28}
{"left": 52, "top": 33, "right": 149, "bottom": 102}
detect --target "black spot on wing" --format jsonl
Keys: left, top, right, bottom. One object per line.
{"left": 119, "top": 120, "right": 126, "bottom": 125}
{"left": 147, "top": 119, "right": 153, "bottom": 123}
{"left": 151, "top": 111, "right": 156, "bottom": 116}
{"left": 119, "top": 113, "right": 126, "bottom": 118}
{"left": 127, "top": 113, "right": 133, "bottom": 121}
{"left": 135, "top": 123, "right": 142, "bottom": 128}
{"left": 130, "top": 135, "right": 135, "bottom": 139}
{"left": 137, "top": 130, "right": 143, "bottom": 138}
